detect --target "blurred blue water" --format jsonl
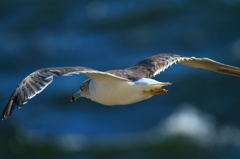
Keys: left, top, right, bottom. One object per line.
{"left": 0, "top": 1, "right": 240, "bottom": 156}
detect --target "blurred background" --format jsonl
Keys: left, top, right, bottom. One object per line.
{"left": 0, "top": 0, "right": 240, "bottom": 158}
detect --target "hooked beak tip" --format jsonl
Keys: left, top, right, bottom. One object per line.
{"left": 70, "top": 96, "right": 75, "bottom": 102}
{"left": 70, "top": 91, "right": 82, "bottom": 102}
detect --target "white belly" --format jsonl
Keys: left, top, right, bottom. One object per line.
{"left": 89, "top": 80, "right": 153, "bottom": 105}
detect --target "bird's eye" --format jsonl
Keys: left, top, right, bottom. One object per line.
{"left": 80, "top": 85, "right": 83, "bottom": 91}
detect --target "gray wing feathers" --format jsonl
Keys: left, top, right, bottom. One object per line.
{"left": 2, "top": 67, "right": 95, "bottom": 120}
{"left": 128, "top": 54, "right": 191, "bottom": 77}
{"left": 178, "top": 58, "right": 240, "bottom": 77}
{"left": 128, "top": 53, "right": 240, "bottom": 77}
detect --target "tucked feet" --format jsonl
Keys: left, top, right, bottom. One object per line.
{"left": 143, "top": 88, "right": 168, "bottom": 95}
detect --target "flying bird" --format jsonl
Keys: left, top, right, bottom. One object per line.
{"left": 2, "top": 54, "right": 240, "bottom": 120}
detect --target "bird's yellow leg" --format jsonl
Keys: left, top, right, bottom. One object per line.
{"left": 143, "top": 88, "right": 168, "bottom": 95}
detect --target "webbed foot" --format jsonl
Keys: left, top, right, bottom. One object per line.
{"left": 143, "top": 88, "right": 168, "bottom": 95}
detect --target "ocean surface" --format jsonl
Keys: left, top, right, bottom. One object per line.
{"left": 1, "top": 0, "right": 240, "bottom": 158}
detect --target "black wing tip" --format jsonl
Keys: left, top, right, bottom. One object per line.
{"left": 1, "top": 96, "right": 18, "bottom": 121}
{"left": 2, "top": 106, "right": 11, "bottom": 121}
{"left": 2, "top": 114, "right": 8, "bottom": 121}
{"left": 1, "top": 115, "right": 6, "bottom": 121}
{"left": 2, "top": 105, "right": 12, "bottom": 121}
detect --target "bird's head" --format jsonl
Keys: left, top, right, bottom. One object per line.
{"left": 70, "top": 79, "right": 91, "bottom": 101}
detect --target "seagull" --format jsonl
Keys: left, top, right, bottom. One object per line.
{"left": 2, "top": 53, "right": 240, "bottom": 120}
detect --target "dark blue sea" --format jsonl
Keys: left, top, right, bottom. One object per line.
{"left": 1, "top": 0, "right": 240, "bottom": 158}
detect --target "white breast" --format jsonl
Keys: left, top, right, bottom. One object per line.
{"left": 88, "top": 79, "right": 153, "bottom": 105}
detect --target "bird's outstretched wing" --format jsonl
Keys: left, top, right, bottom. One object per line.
{"left": 127, "top": 53, "right": 240, "bottom": 77}
{"left": 2, "top": 67, "right": 129, "bottom": 120}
